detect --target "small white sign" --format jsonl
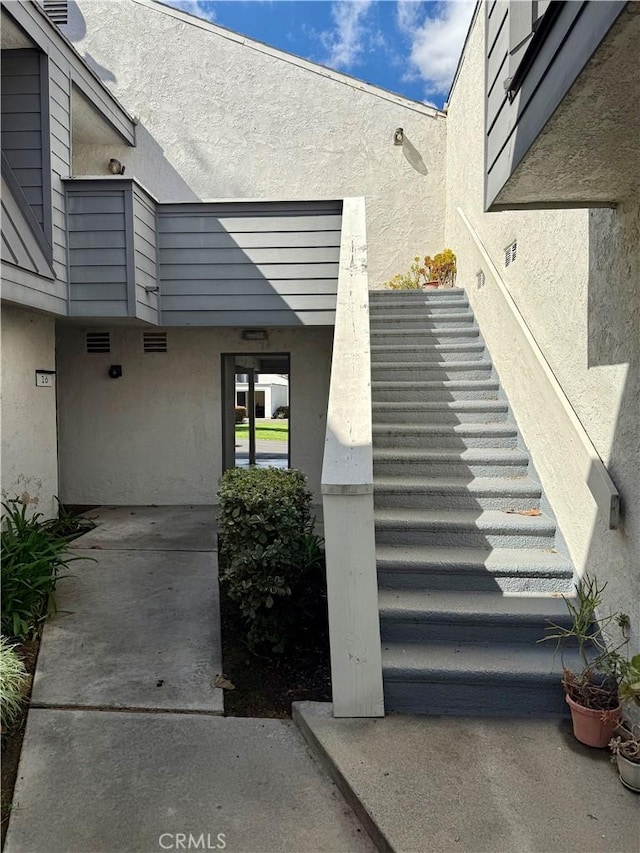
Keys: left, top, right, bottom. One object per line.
{"left": 35, "top": 371, "right": 55, "bottom": 388}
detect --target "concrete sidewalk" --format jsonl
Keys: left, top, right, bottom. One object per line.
{"left": 5, "top": 507, "right": 372, "bottom": 853}
{"left": 294, "top": 702, "right": 640, "bottom": 853}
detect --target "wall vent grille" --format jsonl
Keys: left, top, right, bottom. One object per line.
{"left": 476, "top": 269, "right": 486, "bottom": 290}
{"left": 143, "top": 331, "right": 168, "bottom": 353}
{"left": 86, "top": 331, "right": 110, "bottom": 354}
{"left": 504, "top": 240, "right": 518, "bottom": 267}
{"left": 41, "top": 1, "right": 68, "bottom": 25}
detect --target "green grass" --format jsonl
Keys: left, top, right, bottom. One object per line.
{"left": 235, "top": 419, "right": 289, "bottom": 442}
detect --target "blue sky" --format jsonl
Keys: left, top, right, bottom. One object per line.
{"left": 165, "top": 1, "right": 476, "bottom": 108}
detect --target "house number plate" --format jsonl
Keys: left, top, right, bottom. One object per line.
{"left": 35, "top": 370, "right": 56, "bottom": 388}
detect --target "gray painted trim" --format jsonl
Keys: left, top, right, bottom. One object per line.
{"left": 3, "top": 1, "right": 136, "bottom": 146}
{"left": 39, "top": 49, "right": 54, "bottom": 257}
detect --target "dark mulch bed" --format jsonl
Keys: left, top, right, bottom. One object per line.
{"left": 219, "top": 589, "right": 331, "bottom": 718}
{"left": 1, "top": 638, "right": 40, "bottom": 850}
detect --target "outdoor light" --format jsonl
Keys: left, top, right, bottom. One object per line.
{"left": 108, "top": 364, "right": 122, "bottom": 379}
{"left": 108, "top": 158, "right": 125, "bottom": 175}
{"left": 394, "top": 127, "right": 404, "bottom": 145}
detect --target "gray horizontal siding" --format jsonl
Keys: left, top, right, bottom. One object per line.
{"left": 157, "top": 201, "right": 342, "bottom": 326}
{"left": 132, "top": 184, "right": 160, "bottom": 324}
{"left": 66, "top": 186, "right": 129, "bottom": 313}
{"left": 1, "top": 50, "right": 44, "bottom": 229}
{"left": 485, "top": 0, "right": 626, "bottom": 208}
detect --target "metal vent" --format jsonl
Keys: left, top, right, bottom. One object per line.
{"left": 86, "top": 331, "right": 110, "bottom": 354}
{"left": 476, "top": 270, "right": 486, "bottom": 290}
{"left": 41, "top": 1, "right": 68, "bottom": 25}
{"left": 504, "top": 240, "right": 518, "bottom": 267}
{"left": 143, "top": 331, "right": 167, "bottom": 353}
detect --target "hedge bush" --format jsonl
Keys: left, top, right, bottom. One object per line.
{"left": 0, "top": 636, "right": 28, "bottom": 730}
{"left": 235, "top": 406, "right": 247, "bottom": 424}
{"left": 218, "top": 467, "right": 324, "bottom": 653}
{"left": 273, "top": 405, "right": 289, "bottom": 420}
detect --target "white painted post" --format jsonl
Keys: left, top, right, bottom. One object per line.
{"left": 322, "top": 197, "right": 384, "bottom": 718}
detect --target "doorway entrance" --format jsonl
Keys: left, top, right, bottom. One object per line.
{"left": 221, "top": 353, "right": 290, "bottom": 471}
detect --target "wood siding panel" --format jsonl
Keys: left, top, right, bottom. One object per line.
{"left": 132, "top": 185, "right": 159, "bottom": 324}
{"left": 1, "top": 50, "right": 44, "bottom": 229}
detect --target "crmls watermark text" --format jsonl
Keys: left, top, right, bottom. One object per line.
{"left": 158, "top": 833, "right": 226, "bottom": 850}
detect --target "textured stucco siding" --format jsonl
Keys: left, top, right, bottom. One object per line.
{"left": 65, "top": 0, "right": 446, "bottom": 290}
{"left": 1, "top": 304, "right": 58, "bottom": 517}
{"left": 445, "top": 9, "right": 640, "bottom": 643}
{"left": 56, "top": 325, "right": 332, "bottom": 504}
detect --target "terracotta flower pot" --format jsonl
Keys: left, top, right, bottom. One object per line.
{"left": 566, "top": 694, "right": 621, "bottom": 748}
{"left": 423, "top": 281, "right": 439, "bottom": 290}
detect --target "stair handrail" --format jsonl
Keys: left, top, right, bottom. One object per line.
{"left": 321, "top": 197, "right": 384, "bottom": 717}
{"left": 457, "top": 207, "right": 620, "bottom": 529}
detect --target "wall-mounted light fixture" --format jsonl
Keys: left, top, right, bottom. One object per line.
{"left": 108, "top": 364, "right": 123, "bottom": 379}
{"left": 393, "top": 127, "right": 404, "bottom": 146}
{"left": 108, "top": 158, "right": 125, "bottom": 175}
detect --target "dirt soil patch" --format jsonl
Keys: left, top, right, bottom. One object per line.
{"left": 220, "top": 589, "right": 331, "bottom": 718}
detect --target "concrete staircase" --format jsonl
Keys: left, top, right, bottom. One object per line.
{"left": 369, "top": 288, "right": 578, "bottom": 716}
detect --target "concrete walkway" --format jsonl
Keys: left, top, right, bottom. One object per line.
{"left": 5, "top": 507, "right": 372, "bottom": 853}
{"left": 294, "top": 702, "right": 640, "bottom": 853}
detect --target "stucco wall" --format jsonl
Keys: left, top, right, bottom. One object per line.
{"left": 445, "top": 9, "right": 640, "bottom": 642}
{"left": 65, "top": 0, "right": 447, "bottom": 289}
{"left": 56, "top": 324, "right": 332, "bottom": 504}
{"left": 1, "top": 304, "right": 58, "bottom": 517}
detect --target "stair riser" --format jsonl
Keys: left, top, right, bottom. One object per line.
{"left": 377, "top": 568, "right": 573, "bottom": 593}
{"left": 369, "top": 290, "right": 466, "bottom": 301}
{"left": 372, "top": 408, "right": 509, "bottom": 424}
{"left": 373, "top": 433, "right": 518, "bottom": 449}
{"left": 382, "top": 679, "right": 568, "bottom": 716}
{"left": 370, "top": 306, "right": 471, "bottom": 316}
{"left": 370, "top": 318, "right": 475, "bottom": 328}
{"left": 371, "top": 367, "right": 493, "bottom": 382}
{"left": 379, "top": 618, "right": 563, "bottom": 645}
{"left": 375, "top": 528, "right": 555, "bottom": 549}
{"left": 371, "top": 332, "right": 480, "bottom": 345}
{"left": 374, "top": 492, "right": 541, "bottom": 511}
{"left": 373, "top": 460, "right": 528, "bottom": 477}
{"left": 372, "top": 387, "right": 500, "bottom": 403}
{"left": 372, "top": 350, "right": 486, "bottom": 363}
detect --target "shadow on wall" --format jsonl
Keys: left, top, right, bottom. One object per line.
{"left": 64, "top": 0, "right": 114, "bottom": 82}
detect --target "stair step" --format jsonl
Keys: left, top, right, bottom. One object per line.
{"left": 374, "top": 476, "right": 540, "bottom": 510}
{"left": 373, "top": 447, "right": 528, "bottom": 477}
{"left": 370, "top": 312, "right": 476, "bottom": 326}
{"left": 370, "top": 300, "right": 469, "bottom": 313}
{"left": 372, "top": 423, "right": 516, "bottom": 449}
{"left": 375, "top": 508, "right": 556, "bottom": 549}
{"left": 372, "top": 400, "right": 509, "bottom": 424}
{"left": 371, "top": 361, "right": 493, "bottom": 382}
{"left": 371, "top": 342, "right": 486, "bottom": 363}
{"left": 378, "top": 590, "right": 572, "bottom": 644}
{"left": 369, "top": 288, "right": 466, "bottom": 300}
{"left": 372, "top": 379, "right": 500, "bottom": 402}
{"left": 382, "top": 641, "right": 580, "bottom": 716}
{"left": 370, "top": 328, "right": 481, "bottom": 345}
{"left": 376, "top": 546, "right": 573, "bottom": 593}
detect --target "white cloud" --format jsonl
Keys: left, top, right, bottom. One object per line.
{"left": 321, "top": 0, "right": 374, "bottom": 69}
{"left": 167, "top": 1, "right": 216, "bottom": 23}
{"left": 398, "top": 0, "right": 475, "bottom": 96}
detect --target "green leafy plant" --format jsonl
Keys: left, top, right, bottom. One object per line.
{"left": 540, "top": 575, "right": 629, "bottom": 710}
{"left": 234, "top": 406, "right": 247, "bottom": 424}
{"left": 217, "top": 468, "right": 324, "bottom": 653}
{"left": 42, "top": 497, "right": 96, "bottom": 540}
{"left": 386, "top": 248, "right": 457, "bottom": 290}
{"left": 1, "top": 499, "right": 84, "bottom": 641}
{"left": 0, "top": 637, "right": 29, "bottom": 730}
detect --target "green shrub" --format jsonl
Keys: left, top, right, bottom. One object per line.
{"left": 0, "top": 637, "right": 28, "bottom": 730}
{"left": 235, "top": 406, "right": 247, "bottom": 424}
{"left": 43, "top": 497, "right": 96, "bottom": 540}
{"left": 218, "top": 468, "right": 324, "bottom": 653}
{"left": 1, "top": 499, "right": 83, "bottom": 641}
{"left": 273, "top": 405, "right": 289, "bottom": 420}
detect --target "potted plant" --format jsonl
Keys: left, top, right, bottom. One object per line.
{"left": 609, "top": 654, "right": 640, "bottom": 791}
{"left": 386, "top": 249, "right": 457, "bottom": 290}
{"left": 540, "top": 576, "right": 628, "bottom": 748}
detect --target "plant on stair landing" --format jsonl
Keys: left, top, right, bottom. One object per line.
{"left": 385, "top": 248, "right": 457, "bottom": 290}
{"left": 540, "top": 575, "right": 629, "bottom": 748}
{"left": 609, "top": 654, "right": 640, "bottom": 792}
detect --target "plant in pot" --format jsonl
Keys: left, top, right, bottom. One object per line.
{"left": 385, "top": 249, "right": 457, "bottom": 290}
{"left": 609, "top": 654, "right": 640, "bottom": 792}
{"left": 540, "top": 576, "right": 628, "bottom": 748}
